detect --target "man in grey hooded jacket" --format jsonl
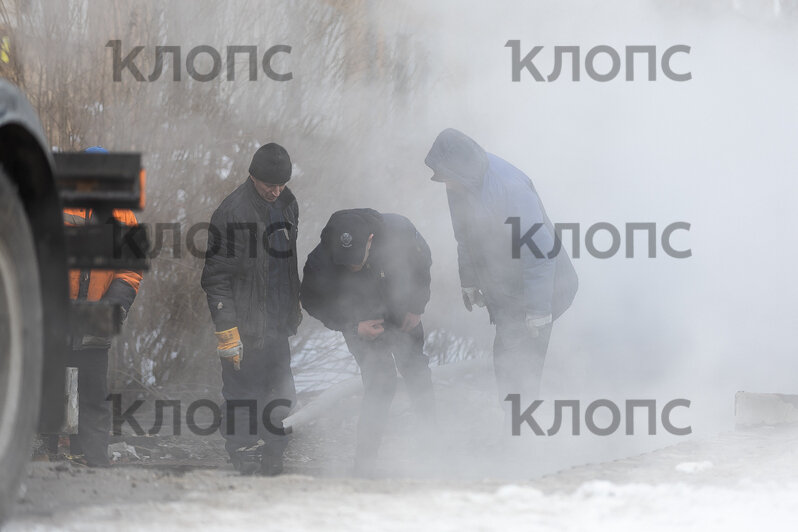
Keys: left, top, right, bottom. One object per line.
{"left": 425, "top": 128, "right": 577, "bottom": 403}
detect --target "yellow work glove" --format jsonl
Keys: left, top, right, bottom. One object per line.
{"left": 215, "top": 327, "right": 243, "bottom": 371}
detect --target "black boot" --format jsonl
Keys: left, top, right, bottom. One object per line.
{"left": 72, "top": 434, "right": 110, "bottom": 467}
{"left": 231, "top": 443, "right": 263, "bottom": 476}
{"left": 260, "top": 446, "right": 284, "bottom": 476}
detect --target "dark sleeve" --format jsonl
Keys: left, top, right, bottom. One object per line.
{"left": 446, "top": 189, "right": 479, "bottom": 289}
{"left": 102, "top": 209, "right": 142, "bottom": 316}
{"left": 300, "top": 249, "right": 347, "bottom": 332}
{"left": 200, "top": 207, "right": 242, "bottom": 331}
{"left": 101, "top": 278, "right": 137, "bottom": 314}
{"left": 404, "top": 226, "right": 432, "bottom": 315}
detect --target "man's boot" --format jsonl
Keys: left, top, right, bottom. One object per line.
{"left": 72, "top": 434, "right": 110, "bottom": 467}
{"left": 231, "top": 443, "right": 263, "bottom": 476}
{"left": 260, "top": 445, "right": 284, "bottom": 476}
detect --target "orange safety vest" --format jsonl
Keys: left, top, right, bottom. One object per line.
{"left": 63, "top": 208, "right": 143, "bottom": 301}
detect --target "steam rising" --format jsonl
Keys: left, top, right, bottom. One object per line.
{"left": 4, "top": 0, "right": 797, "bottom": 478}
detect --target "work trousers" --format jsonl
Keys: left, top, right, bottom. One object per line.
{"left": 492, "top": 310, "right": 553, "bottom": 403}
{"left": 66, "top": 347, "right": 111, "bottom": 466}
{"left": 343, "top": 323, "right": 435, "bottom": 464}
{"left": 219, "top": 334, "right": 296, "bottom": 459}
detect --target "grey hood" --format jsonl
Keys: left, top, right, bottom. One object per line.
{"left": 424, "top": 128, "right": 489, "bottom": 189}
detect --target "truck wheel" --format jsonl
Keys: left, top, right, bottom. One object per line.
{"left": 0, "top": 168, "right": 43, "bottom": 523}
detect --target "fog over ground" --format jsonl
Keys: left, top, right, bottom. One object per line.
{"left": 5, "top": 0, "right": 797, "bottom": 475}
{"left": 410, "top": 0, "right": 798, "bottom": 438}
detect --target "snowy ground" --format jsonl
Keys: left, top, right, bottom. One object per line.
{"left": 6, "top": 367, "right": 798, "bottom": 531}
{"left": 6, "top": 425, "right": 798, "bottom": 531}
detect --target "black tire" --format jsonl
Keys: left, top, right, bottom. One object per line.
{"left": 0, "top": 167, "right": 43, "bottom": 524}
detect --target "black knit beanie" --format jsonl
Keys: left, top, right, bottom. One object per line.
{"left": 249, "top": 143, "right": 292, "bottom": 184}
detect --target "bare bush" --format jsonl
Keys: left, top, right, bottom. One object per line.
{"left": 1, "top": 0, "right": 478, "bottom": 398}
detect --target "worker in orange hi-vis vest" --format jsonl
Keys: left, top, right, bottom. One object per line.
{"left": 63, "top": 146, "right": 143, "bottom": 466}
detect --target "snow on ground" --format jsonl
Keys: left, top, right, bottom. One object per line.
{"left": 7, "top": 425, "right": 798, "bottom": 531}
{"left": 9, "top": 477, "right": 798, "bottom": 532}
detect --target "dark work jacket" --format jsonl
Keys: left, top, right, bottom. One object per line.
{"left": 201, "top": 179, "right": 301, "bottom": 344}
{"left": 300, "top": 213, "right": 432, "bottom": 332}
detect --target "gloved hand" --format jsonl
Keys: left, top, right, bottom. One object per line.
{"left": 461, "top": 287, "right": 486, "bottom": 312}
{"left": 215, "top": 326, "right": 243, "bottom": 370}
{"left": 525, "top": 313, "right": 552, "bottom": 338}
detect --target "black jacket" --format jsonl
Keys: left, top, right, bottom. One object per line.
{"left": 201, "top": 179, "right": 301, "bottom": 341}
{"left": 301, "top": 210, "right": 432, "bottom": 332}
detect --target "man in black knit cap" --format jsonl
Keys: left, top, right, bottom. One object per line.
{"left": 201, "top": 143, "right": 301, "bottom": 475}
